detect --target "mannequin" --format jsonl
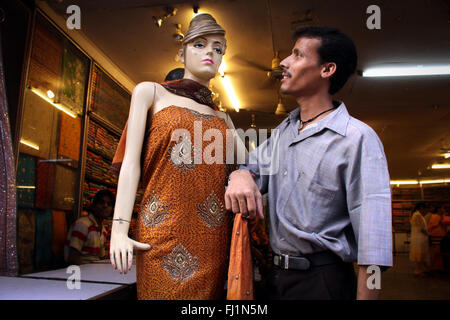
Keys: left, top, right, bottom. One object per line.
{"left": 110, "top": 14, "right": 245, "bottom": 299}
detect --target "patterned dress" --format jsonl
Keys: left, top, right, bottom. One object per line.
{"left": 136, "top": 105, "right": 233, "bottom": 299}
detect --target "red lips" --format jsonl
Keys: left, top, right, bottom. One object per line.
{"left": 202, "top": 59, "right": 214, "bottom": 64}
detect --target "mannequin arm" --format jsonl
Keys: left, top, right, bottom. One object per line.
{"left": 110, "top": 82, "right": 155, "bottom": 273}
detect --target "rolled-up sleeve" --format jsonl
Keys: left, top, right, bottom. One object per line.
{"left": 347, "top": 130, "right": 393, "bottom": 267}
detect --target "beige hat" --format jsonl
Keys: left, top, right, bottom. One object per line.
{"left": 182, "top": 13, "right": 226, "bottom": 47}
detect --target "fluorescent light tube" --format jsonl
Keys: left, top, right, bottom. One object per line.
{"left": 362, "top": 65, "right": 450, "bottom": 77}
{"left": 390, "top": 180, "right": 419, "bottom": 185}
{"left": 20, "top": 139, "right": 39, "bottom": 150}
{"left": 431, "top": 164, "right": 450, "bottom": 169}
{"left": 220, "top": 75, "right": 240, "bottom": 112}
{"left": 31, "top": 88, "right": 77, "bottom": 118}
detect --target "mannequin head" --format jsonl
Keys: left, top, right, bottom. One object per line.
{"left": 179, "top": 14, "right": 226, "bottom": 85}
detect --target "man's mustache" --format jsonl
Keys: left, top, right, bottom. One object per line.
{"left": 282, "top": 70, "right": 292, "bottom": 78}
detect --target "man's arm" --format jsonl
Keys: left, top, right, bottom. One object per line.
{"left": 357, "top": 265, "right": 380, "bottom": 300}
{"left": 346, "top": 127, "right": 393, "bottom": 300}
{"left": 225, "top": 133, "right": 276, "bottom": 219}
{"left": 66, "top": 220, "right": 89, "bottom": 265}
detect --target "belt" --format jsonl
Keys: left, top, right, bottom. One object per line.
{"left": 273, "top": 251, "right": 342, "bottom": 270}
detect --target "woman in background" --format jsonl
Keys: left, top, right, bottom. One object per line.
{"left": 428, "top": 206, "right": 447, "bottom": 271}
{"left": 409, "top": 203, "right": 431, "bottom": 276}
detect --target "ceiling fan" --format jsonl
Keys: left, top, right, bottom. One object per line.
{"left": 231, "top": 51, "right": 283, "bottom": 82}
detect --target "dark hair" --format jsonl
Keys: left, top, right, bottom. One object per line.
{"left": 92, "top": 189, "right": 115, "bottom": 207}
{"left": 293, "top": 26, "right": 357, "bottom": 94}
{"left": 414, "top": 203, "right": 427, "bottom": 212}
{"left": 164, "top": 68, "right": 185, "bottom": 81}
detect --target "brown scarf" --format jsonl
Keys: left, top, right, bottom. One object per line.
{"left": 161, "top": 79, "right": 218, "bottom": 111}
{"left": 110, "top": 79, "right": 217, "bottom": 176}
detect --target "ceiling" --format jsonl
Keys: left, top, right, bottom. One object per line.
{"left": 41, "top": 0, "right": 450, "bottom": 179}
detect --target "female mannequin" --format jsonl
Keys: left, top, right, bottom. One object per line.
{"left": 109, "top": 14, "right": 244, "bottom": 299}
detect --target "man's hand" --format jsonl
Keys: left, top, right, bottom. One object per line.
{"left": 225, "top": 170, "right": 264, "bottom": 220}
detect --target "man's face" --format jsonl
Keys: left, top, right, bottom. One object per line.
{"left": 280, "top": 37, "right": 324, "bottom": 97}
{"left": 92, "top": 196, "right": 113, "bottom": 219}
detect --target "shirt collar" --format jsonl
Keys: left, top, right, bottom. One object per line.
{"left": 88, "top": 213, "right": 100, "bottom": 227}
{"left": 286, "top": 100, "right": 350, "bottom": 137}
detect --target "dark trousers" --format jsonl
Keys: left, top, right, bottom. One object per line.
{"left": 267, "top": 261, "right": 357, "bottom": 300}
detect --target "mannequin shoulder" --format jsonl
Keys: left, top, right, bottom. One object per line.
{"left": 216, "top": 111, "right": 235, "bottom": 129}
{"left": 132, "top": 81, "right": 158, "bottom": 102}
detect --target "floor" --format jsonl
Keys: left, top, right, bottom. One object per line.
{"left": 378, "top": 253, "right": 450, "bottom": 300}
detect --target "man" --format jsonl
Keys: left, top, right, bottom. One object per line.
{"left": 65, "top": 190, "right": 115, "bottom": 265}
{"left": 225, "top": 26, "right": 392, "bottom": 300}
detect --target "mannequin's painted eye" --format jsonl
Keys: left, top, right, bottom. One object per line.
{"left": 214, "top": 47, "right": 223, "bottom": 54}
{"left": 193, "top": 42, "right": 205, "bottom": 48}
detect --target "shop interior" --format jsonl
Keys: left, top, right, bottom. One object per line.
{"left": 0, "top": 0, "right": 449, "bottom": 300}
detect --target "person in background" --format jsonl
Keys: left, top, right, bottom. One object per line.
{"left": 409, "top": 203, "right": 430, "bottom": 276}
{"left": 440, "top": 206, "right": 450, "bottom": 272}
{"left": 424, "top": 203, "right": 436, "bottom": 226}
{"left": 428, "top": 205, "right": 447, "bottom": 271}
{"left": 164, "top": 68, "right": 185, "bottom": 81}
{"left": 64, "top": 190, "right": 115, "bottom": 265}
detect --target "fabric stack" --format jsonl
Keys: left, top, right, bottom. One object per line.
{"left": 85, "top": 150, "right": 118, "bottom": 185}
{"left": 94, "top": 125, "right": 119, "bottom": 160}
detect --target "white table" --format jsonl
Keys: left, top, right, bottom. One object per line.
{"left": 0, "top": 276, "right": 123, "bottom": 300}
{"left": 21, "top": 262, "right": 136, "bottom": 285}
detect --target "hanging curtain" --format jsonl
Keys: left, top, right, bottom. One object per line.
{"left": 0, "top": 19, "right": 19, "bottom": 276}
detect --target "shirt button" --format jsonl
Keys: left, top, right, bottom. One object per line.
{"left": 280, "top": 238, "right": 285, "bottom": 241}
{"left": 283, "top": 171, "right": 287, "bottom": 176}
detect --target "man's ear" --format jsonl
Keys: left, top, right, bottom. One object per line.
{"left": 321, "top": 62, "right": 337, "bottom": 79}
{"left": 178, "top": 48, "right": 184, "bottom": 64}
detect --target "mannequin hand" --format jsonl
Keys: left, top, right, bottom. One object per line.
{"left": 110, "top": 233, "right": 151, "bottom": 274}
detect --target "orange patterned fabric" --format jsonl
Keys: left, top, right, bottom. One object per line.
{"left": 135, "top": 106, "right": 233, "bottom": 300}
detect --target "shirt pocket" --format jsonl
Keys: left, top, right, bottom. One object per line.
{"left": 300, "top": 172, "right": 337, "bottom": 206}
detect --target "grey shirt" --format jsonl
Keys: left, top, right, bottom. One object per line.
{"left": 240, "top": 101, "right": 393, "bottom": 266}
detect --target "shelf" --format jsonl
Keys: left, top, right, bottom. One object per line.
{"left": 87, "top": 146, "right": 114, "bottom": 162}
{"left": 85, "top": 174, "right": 117, "bottom": 189}
{"left": 89, "top": 113, "right": 122, "bottom": 137}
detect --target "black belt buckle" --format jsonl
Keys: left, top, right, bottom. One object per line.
{"left": 274, "top": 254, "right": 311, "bottom": 270}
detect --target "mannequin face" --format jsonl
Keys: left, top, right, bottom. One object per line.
{"left": 180, "top": 34, "right": 225, "bottom": 84}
